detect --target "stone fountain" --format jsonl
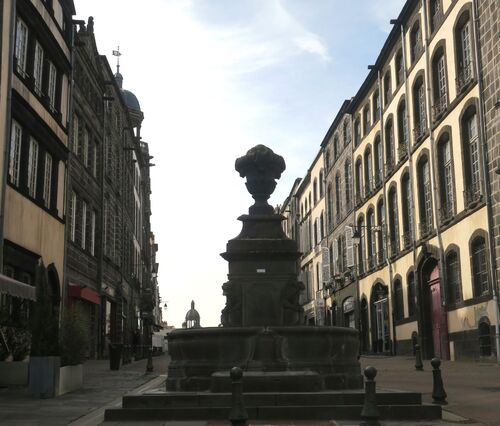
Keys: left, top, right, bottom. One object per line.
{"left": 104, "top": 146, "right": 442, "bottom": 423}
{"left": 166, "top": 145, "right": 362, "bottom": 392}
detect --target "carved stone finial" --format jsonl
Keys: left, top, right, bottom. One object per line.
{"left": 235, "top": 145, "right": 286, "bottom": 215}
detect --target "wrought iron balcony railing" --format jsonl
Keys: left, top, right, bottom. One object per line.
{"left": 398, "top": 144, "right": 408, "bottom": 162}
{"left": 419, "top": 218, "right": 433, "bottom": 239}
{"left": 389, "top": 237, "right": 400, "bottom": 258}
{"left": 439, "top": 200, "right": 454, "bottom": 224}
{"left": 456, "top": 61, "right": 473, "bottom": 93}
{"left": 402, "top": 230, "right": 413, "bottom": 249}
{"left": 432, "top": 93, "right": 448, "bottom": 122}
{"left": 413, "top": 119, "right": 427, "bottom": 142}
{"left": 463, "top": 181, "right": 483, "bottom": 208}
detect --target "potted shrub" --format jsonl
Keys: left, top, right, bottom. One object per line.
{"left": 58, "top": 307, "right": 88, "bottom": 395}
{"left": 28, "top": 262, "right": 60, "bottom": 398}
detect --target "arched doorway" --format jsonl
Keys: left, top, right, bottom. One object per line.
{"left": 370, "top": 282, "right": 390, "bottom": 353}
{"left": 479, "top": 318, "right": 492, "bottom": 358}
{"left": 360, "top": 298, "right": 369, "bottom": 353}
{"left": 420, "top": 257, "right": 449, "bottom": 359}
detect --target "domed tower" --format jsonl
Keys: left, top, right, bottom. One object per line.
{"left": 184, "top": 300, "right": 201, "bottom": 329}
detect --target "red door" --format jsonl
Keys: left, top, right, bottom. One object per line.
{"left": 429, "top": 265, "right": 449, "bottom": 359}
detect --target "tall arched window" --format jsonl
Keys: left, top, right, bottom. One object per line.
{"left": 367, "top": 209, "right": 376, "bottom": 269}
{"left": 397, "top": 100, "right": 408, "bottom": 160}
{"left": 401, "top": 173, "right": 413, "bottom": 248}
{"left": 471, "top": 236, "right": 488, "bottom": 297}
{"left": 455, "top": 10, "right": 473, "bottom": 92}
{"left": 417, "top": 155, "right": 433, "bottom": 237}
{"left": 385, "top": 119, "right": 394, "bottom": 172}
{"left": 343, "top": 119, "right": 351, "bottom": 145}
{"left": 319, "top": 169, "right": 324, "bottom": 198}
{"left": 388, "top": 187, "right": 399, "bottom": 257}
{"left": 377, "top": 199, "right": 385, "bottom": 264}
{"left": 461, "top": 105, "right": 482, "bottom": 206}
{"left": 335, "top": 173, "right": 342, "bottom": 222}
{"left": 410, "top": 20, "right": 422, "bottom": 63}
{"left": 384, "top": 72, "right": 392, "bottom": 105}
{"left": 395, "top": 49, "right": 404, "bottom": 86}
{"left": 432, "top": 46, "right": 448, "bottom": 119}
{"left": 354, "top": 118, "right": 361, "bottom": 146}
{"left": 325, "top": 149, "right": 331, "bottom": 170}
{"left": 407, "top": 272, "right": 416, "bottom": 316}
{"left": 446, "top": 250, "right": 461, "bottom": 304}
{"left": 327, "top": 184, "right": 333, "bottom": 226}
{"left": 320, "top": 211, "right": 324, "bottom": 240}
{"left": 373, "top": 90, "right": 380, "bottom": 122}
{"left": 374, "top": 136, "right": 382, "bottom": 187}
{"left": 363, "top": 105, "right": 370, "bottom": 136}
{"left": 357, "top": 216, "right": 365, "bottom": 274}
{"left": 413, "top": 76, "right": 427, "bottom": 140}
{"left": 364, "top": 148, "right": 372, "bottom": 196}
{"left": 355, "top": 158, "right": 363, "bottom": 204}
{"left": 313, "top": 178, "right": 318, "bottom": 205}
{"left": 393, "top": 279, "right": 404, "bottom": 321}
{"left": 437, "top": 133, "right": 454, "bottom": 222}
{"left": 345, "top": 161, "right": 352, "bottom": 211}
{"left": 429, "top": 0, "right": 443, "bottom": 33}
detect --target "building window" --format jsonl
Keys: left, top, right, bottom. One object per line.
{"left": 395, "top": 49, "right": 404, "bottom": 86}
{"left": 33, "top": 41, "right": 44, "bottom": 96}
{"left": 367, "top": 209, "right": 376, "bottom": 269}
{"left": 8, "top": 120, "right": 22, "bottom": 186}
{"left": 334, "top": 135, "right": 340, "bottom": 159}
{"left": 72, "top": 114, "right": 79, "bottom": 154}
{"left": 429, "top": 0, "right": 443, "bottom": 33}
{"left": 363, "top": 105, "right": 370, "bottom": 136}
{"left": 397, "top": 100, "right": 408, "bottom": 160}
{"left": 325, "top": 149, "right": 331, "bottom": 169}
{"left": 432, "top": 48, "right": 448, "bottom": 119}
{"left": 373, "top": 90, "right": 380, "bottom": 122}
{"left": 90, "top": 210, "right": 96, "bottom": 256}
{"left": 70, "top": 192, "right": 77, "bottom": 242}
{"left": 374, "top": 136, "right": 382, "bottom": 186}
{"left": 345, "top": 161, "right": 352, "bottom": 211}
{"left": 92, "top": 143, "right": 98, "bottom": 178}
{"left": 388, "top": 188, "right": 399, "bottom": 257}
{"left": 343, "top": 119, "right": 351, "bottom": 145}
{"left": 15, "top": 17, "right": 29, "bottom": 76}
{"left": 418, "top": 156, "right": 433, "bottom": 237}
{"left": 401, "top": 173, "right": 412, "bottom": 247}
{"left": 357, "top": 216, "right": 365, "bottom": 274}
{"left": 364, "top": 148, "right": 372, "bottom": 196}
{"left": 393, "top": 279, "right": 404, "bottom": 321}
{"left": 461, "top": 106, "right": 481, "bottom": 205}
{"left": 327, "top": 184, "right": 333, "bottom": 226}
{"left": 471, "top": 236, "right": 488, "bottom": 297}
{"left": 385, "top": 119, "right": 394, "bottom": 172}
{"left": 446, "top": 250, "right": 461, "bottom": 304}
{"left": 354, "top": 118, "right": 361, "bottom": 146}
{"left": 47, "top": 61, "right": 57, "bottom": 112}
{"left": 355, "top": 159, "right": 363, "bottom": 203}
{"left": 438, "top": 133, "right": 454, "bottom": 222}
{"left": 43, "top": 153, "right": 52, "bottom": 208}
{"left": 27, "top": 137, "right": 39, "bottom": 198}
{"left": 313, "top": 178, "right": 318, "bottom": 205}
{"left": 335, "top": 173, "right": 342, "bottom": 221}
{"left": 413, "top": 77, "right": 426, "bottom": 140}
{"left": 83, "top": 128, "right": 89, "bottom": 167}
{"left": 407, "top": 272, "right": 416, "bottom": 316}
{"left": 81, "top": 201, "right": 87, "bottom": 250}
{"left": 384, "top": 72, "right": 392, "bottom": 105}
{"left": 410, "top": 20, "right": 422, "bottom": 62}
{"left": 455, "top": 12, "right": 473, "bottom": 91}
{"left": 377, "top": 199, "right": 385, "bottom": 263}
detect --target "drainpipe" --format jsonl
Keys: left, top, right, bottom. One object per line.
{"left": 471, "top": 0, "right": 500, "bottom": 363}
{"left": 0, "top": 0, "right": 17, "bottom": 273}
{"left": 421, "top": 0, "right": 448, "bottom": 359}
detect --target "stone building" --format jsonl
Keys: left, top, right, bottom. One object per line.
{"left": 0, "top": 0, "right": 75, "bottom": 329}
{"left": 281, "top": 0, "right": 499, "bottom": 361}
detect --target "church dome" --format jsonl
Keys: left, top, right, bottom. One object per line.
{"left": 184, "top": 300, "right": 200, "bottom": 328}
{"left": 122, "top": 89, "right": 141, "bottom": 111}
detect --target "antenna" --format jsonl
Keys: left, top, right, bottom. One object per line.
{"left": 112, "top": 46, "right": 121, "bottom": 74}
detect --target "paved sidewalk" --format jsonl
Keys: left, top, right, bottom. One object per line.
{"left": 0, "top": 354, "right": 169, "bottom": 425}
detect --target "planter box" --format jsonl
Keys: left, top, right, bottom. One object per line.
{"left": 28, "top": 356, "right": 60, "bottom": 398}
{"left": 0, "top": 361, "right": 29, "bottom": 386}
{"left": 58, "top": 364, "right": 83, "bottom": 395}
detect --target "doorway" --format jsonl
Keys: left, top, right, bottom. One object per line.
{"left": 370, "top": 283, "right": 390, "bottom": 353}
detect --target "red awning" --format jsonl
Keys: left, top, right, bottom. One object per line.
{"left": 69, "top": 284, "right": 100, "bottom": 305}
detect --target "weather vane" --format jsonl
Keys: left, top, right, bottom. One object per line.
{"left": 112, "top": 46, "right": 121, "bottom": 74}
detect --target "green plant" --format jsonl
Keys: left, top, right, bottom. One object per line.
{"left": 59, "top": 307, "right": 89, "bottom": 366}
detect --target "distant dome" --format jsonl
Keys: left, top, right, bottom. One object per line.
{"left": 122, "top": 89, "right": 141, "bottom": 111}
{"left": 184, "top": 300, "right": 201, "bottom": 328}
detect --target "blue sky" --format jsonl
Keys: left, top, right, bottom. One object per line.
{"left": 75, "top": 0, "right": 405, "bottom": 327}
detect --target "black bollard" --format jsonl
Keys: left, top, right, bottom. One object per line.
{"left": 146, "top": 347, "right": 153, "bottom": 372}
{"left": 415, "top": 344, "right": 423, "bottom": 371}
{"left": 229, "top": 366, "right": 248, "bottom": 426}
{"left": 431, "top": 358, "right": 447, "bottom": 405}
{"left": 360, "top": 366, "right": 380, "bottom": 425}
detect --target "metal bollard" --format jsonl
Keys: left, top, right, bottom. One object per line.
{"left": 229, "top": 366, "right": 248, "bottom": 426}
{"left": 415, "top": 344, "right": 424, "bottom": 371}
{"left": 360, "top": 366, "right": 380, "bottom": 425}
{"left": 431, "top": 358, "right": 447, "bottom": 405}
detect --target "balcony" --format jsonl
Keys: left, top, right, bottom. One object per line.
{"left": 432, "top": 94, "right": 448, "bottom": 122}
{"left": 419, "top": 218, "right": 433, "bottom": 239}
{"left": 402, "top": 231, "right": 412, "bottom": 249}
{"left": 398, "top": 144, "right": 408, "bottom": 162}
{"left": 456, "top": 61, "right": 473, "bottom": 93}
{"left": 389, "top": 238, "right": 400, "bottom": 258}
{"left": 439, "top": 200, "right": 454, "bottom": 224}
{"left": 413, "top": 119, "right": 427, "bottom": 143}
{"left": 463, "top": 182, "right": 483, "bottom": 208}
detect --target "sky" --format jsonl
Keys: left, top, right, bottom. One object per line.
{"left": 75, "top": 0, "right": 405, "bottom": 328}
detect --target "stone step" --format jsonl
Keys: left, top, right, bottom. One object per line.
{"left": 122, "top": 391, "right": 422, "bottom": 409}
{"left": 104, "top": 404, "right": 441, "bottom": 422}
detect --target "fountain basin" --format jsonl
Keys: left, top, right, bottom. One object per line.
{"left": 166, "top": 325, "right": 362, "bottom": 392}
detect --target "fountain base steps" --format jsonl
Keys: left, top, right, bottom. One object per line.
{"left": 104, "top": 389, "right": 442, "bottom": 422}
